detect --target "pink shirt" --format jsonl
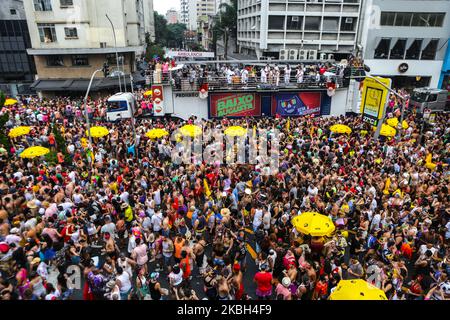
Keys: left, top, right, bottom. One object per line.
{"left": 133, "top": 244, "right": 148, "bottom": 266}
{"left": 275, "top": 284, "right": 291, "bottom": 300}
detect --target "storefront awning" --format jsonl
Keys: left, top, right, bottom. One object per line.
{"left": 30, "top": 74, "right": 143, "bottom": 92}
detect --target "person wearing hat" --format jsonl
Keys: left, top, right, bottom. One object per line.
{"left": 148, "top": 272, "right": 166, "bottom": 300}
{"left": 253, "top": 263, "right": 273, "bottom": 300}
{"left": 231, "top": 263, "right": 245, "bottom": 300}
{"left": 275, "top": 277, "right": 292, "bottom": 300}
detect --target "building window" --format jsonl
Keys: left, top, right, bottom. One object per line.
{"left": 64, "top": 27, "right": 78, "bottom": 39}
{"left": 405, "top": 39, "right": 422, "bottom": 60}
{"left": 380, "top": 12, "right": 394, "bottom": 26}
{"left": 60, "top": 0, "right": 74, "bottom": 7}
{"left": 323, "top": 18, "right": 339, "bottom": 31}
{"left": 286, "top": 16, "right": 303, "bottom": 30}
{"left": 390, "top": 39, "right": 407, "bottom": 59}
{"left": 34, "top": 0, "right": 52, "bottom": 11}
{"left": 304, "top": 17, "right": 321, "bottom": 30}
{"left": 381, "top": 12, "right": 446, "bottom": 27}
{"left": 10, "top": 9, "right": 17, "bottom": 15}
{"left": 374, "top": 38, "right": 391, "bottom": 59}
{"left": 340, "top": 17, "right": 355, "bottom": 31}
{"left": 268, "top": 16, "right": 285, "bottom": 30}
{"left": 37, "top": 24, "right": 57, "bottom": 43}
{"left": 46, "top": 56, "right": 65, "bottom": 67}
{"left": 428, "top": 13, "right": 445, "bottom": 27}
{"left": 394, "top": 13, "right": 413, "bottom": 27}
{"left": 72, "top": 55, "right": 89, "bottom": 66}
{"left": 421, "top": 39, "right": 439, "bottom": 60}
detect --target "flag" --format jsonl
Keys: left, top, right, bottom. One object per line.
{"left": 425, "top": 153, "right": 432, "bottom": 164}
{"left": 286, "top": 118, "right": 290, "bottom": 132}
{"left": 203, "top": 178, "right": 212, "bottom": 199}
{"left": 383, "top": 177, "right": 391, "bottom": 195}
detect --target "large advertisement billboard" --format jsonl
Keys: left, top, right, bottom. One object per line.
{"left": 210, "top": 93, "right": 261, "bottom": 117}
{"left": 360, "top": 77, "right": 392, "bottom": 126}
{"left": 271, "top": 92, "right": 322, "bottom": 117}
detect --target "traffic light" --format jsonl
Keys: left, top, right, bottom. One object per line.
{"left": 102, "top": 62, "right": 110, "bottom": 78}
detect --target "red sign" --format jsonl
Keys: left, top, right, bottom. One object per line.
{"left": 151, "top": 85, "right": 164, "bottom": 116}
{"left": 210, "top": 93, "right": 261, "bottom": 117}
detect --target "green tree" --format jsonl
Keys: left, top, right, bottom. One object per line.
{"left": 154, "top": 11, "right": 169, "bottom": 47}
{"left": 213, "top": 0, "right": 237, "bottom": 59}
{"left": 145, "top": 32, "right": 165, "bottom": 61}
{"left": 166, "top": 23, "right": 187, "bottom": 49}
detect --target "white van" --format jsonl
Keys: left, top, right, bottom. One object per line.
{"left": 106, "top": 92, "right": 136, "bottom": 122}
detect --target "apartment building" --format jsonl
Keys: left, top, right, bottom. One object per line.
{"left": 359, "top": 0, "right": 450, "bottom": 88}
{"left": 237, "top": 0, "right": 363, "bottom": 60}
{"left": 0, "top": 0, "right": 36, "bottom": 96}
{"left": 166, "top": 8, "right": 180, "bottom": 24}
{"left": 24, "top": 0, "right": 155, "bottom": 96}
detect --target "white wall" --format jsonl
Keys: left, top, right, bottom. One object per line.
{"left": 329, "top": 89, "right": 348, "bottom": 117}
{"left": 365, "top": 60, "right": 444, "bottom": 88}
{"left": 163, "top": 85, "right": 208, "bottom": 119}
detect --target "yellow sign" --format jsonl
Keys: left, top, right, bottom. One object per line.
{"left": 360, "top": 77, "right": 392, "bottom": 126}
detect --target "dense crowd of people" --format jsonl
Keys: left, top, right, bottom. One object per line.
{"left": 0, "top": 91, "right": 449, "bottom": 301}
{"left": 144, "top": 56, "right": 365, "bottom": 91}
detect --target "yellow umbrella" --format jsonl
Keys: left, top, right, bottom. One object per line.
{"left": 401, "top": 120, "right": 409, "bottom": 129}
{"left": 4, "top": 98, "right": 18, "bottom": 106}
{"left": 386, "top": 118, "right": 409, "bottom": 130}
{"left": 86, "top": 126, "right": 109, "bottom": 138}
{"left": 143, "top": 90, "right": 152, "bottom": 97}
{"left": 373, "top": 124, "right": 396, "bottom": 137}
{"left": 179, "top": 124, "right": 202, "bottom": 138}
{"left": 20, "top": 146, "right": 50, "bottom": 159}
{"left": 329, "top": 280, "right": 388, "bottom": 300}
{"left": 330, "top": 124, "right": 352, "bottom": 134}
{"left": 224, "top": 126, "right": 247, "bottom": 137}
{"left": 291, "top": 212, "right": 335, "bottom": 237}
{"left": 8, "top": 126, "right": 31, "bottom": 138}
{"left": 146, "top": 128, "right": 169, "bottom": 139}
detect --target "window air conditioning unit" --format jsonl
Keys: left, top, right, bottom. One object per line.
{"left": 345, "top": 18, "right": 354, "bottom": 24}
{"left": 288, "top": 49, "right": 298, "bottom": 60}
{"left": 298, "top": 49, "right": 308, "bottom": 60}
{"left": 319, "top": 52, "right": 327, "bottom": 60}
{"left": 100, "top": 42, "right": 107, "bottom": 48}
{"left": 292, "top": 16, "right": 299, "bottom": 22}
{"left": 279, "top": 49, "right": 289, "bottom": 60}
{"left": 308, "top": 50, "right": 318, "bottom": 60}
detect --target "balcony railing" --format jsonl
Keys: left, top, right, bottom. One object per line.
{"left": 147, "top": 71, "right": 344, "bottom": 92}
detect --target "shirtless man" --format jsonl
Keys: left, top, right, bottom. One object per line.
{"left": 217, "top": 276, "right": 230, "bottom": 301}
{"left": 193, "top": 235, "right": 207, "bottom": 272}
{"left": 230, "top": 263, "right": 244, "bottom": 300}
{"left": 103, "top": 232, "right": 118, "bottom": 261}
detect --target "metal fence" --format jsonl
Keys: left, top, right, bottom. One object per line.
{"left": 147, "top": 72, "right": 344, "bottom": 92}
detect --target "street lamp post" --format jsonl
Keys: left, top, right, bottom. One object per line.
{"left": 84, "top": 68, "right": 103, "bottom": 161}
{"left": 106, "top": 14, "right": 122, "bottom": 92}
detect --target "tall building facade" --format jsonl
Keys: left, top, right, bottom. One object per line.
{"left": 180, "top": 0, "right": 217, "bottom": 31}
{"left": 180, "top": 0, "right": 197, "bottom": 30}
{"left": 166, "top": 8, "right": 180, "bottom": 24}
{"left": 237, "top": 0, "right": 363, "bottom": 60}
{"left": 0, "top": 0, "right": 36, "bottom": 96}
{"left": 358, "top": 0, "right": 450, "bottom": 88}
{"left": 24, "top": 0, "right": 155, "bottom": 96}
